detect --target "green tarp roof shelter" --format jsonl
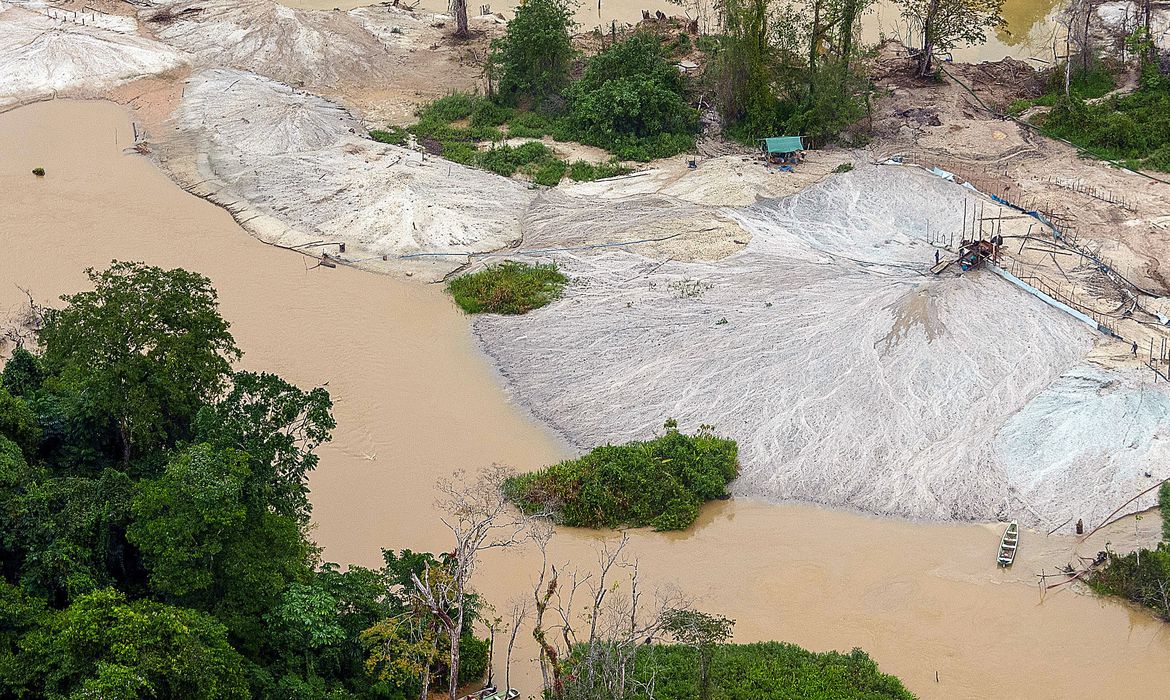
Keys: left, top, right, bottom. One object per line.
{"left": 763, "top": 136, "right": 805, "bottom": 154}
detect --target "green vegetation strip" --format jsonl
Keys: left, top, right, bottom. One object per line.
{"left": 622, "top": 642, "right": 915, "bottom": 700}
{"left": 446, "top": 261, "right": 567, "bottom": 315}
{"left": 505, "top": 420, "right": 739, "bottom": 531}
{"left": 1088, "top": 483, "right": 1170, "bottom": 619}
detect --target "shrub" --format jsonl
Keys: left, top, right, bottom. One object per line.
{"left": 614, "top": 642, "right": 914, "bottom": 699}
{"left": 565, "top": 33, "right": 698, "bottom": 161}
{"left": 446, "top": 261, "right": 567, "bottom": 315}
{"left": 419, "top": 92, "right": 479, "bottom": 122}
{"left": 505, "top": 420, "right": 739, "bottom": 531}
{"left": 506, "top": 110, "right": 554, "bottom": 138}
{"left": 369, "top": 126, "right": 408, "bottom": 145}
{"left": 531, "top": 159, "right": 566, "bottom": 186}
{"left": 0, "top": 387, "right": 41, "bottom": 456}
{"left": 470, "top": 99, "right": 515, "bottom": 128}
{"left": 492, "top": 0, "right": 574, "bottom": 109}
{"left": 32, "top": 168, "right": 45, "bottom": 177}
{"left": 568, "top": 160, "right": 631, "bottom": 181}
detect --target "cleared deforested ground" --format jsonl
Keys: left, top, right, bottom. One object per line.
{"left": 471, "top": 165, "right": 1170, "bottom": 527}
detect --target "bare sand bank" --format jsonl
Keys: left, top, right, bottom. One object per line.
{"left": 4, "top": 98, "right": 1170, "bottom": 700}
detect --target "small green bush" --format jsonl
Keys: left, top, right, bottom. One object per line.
{"left": 506, "top": 110, "right": 554, "bottom": 138}
{"left": 470, "top": 100, "right": 515, "bottom": 128}
{"left": 369, "top": 126, "right": 408, "bottom": 145}
{"left": 834, "top": 162, "right": 854, "bottom": 173}
{"left": 505, "top": 420, "right": 739, "bottom": 531}
{"left": 32, "top": 168, "right": 45, "bottom": 177}
{"left": 446, "top": 261, "right": 567, "bottom": 315}
{"left": 420, "top": 92, "right": 479, "bottom": 122}
{"left": 568, "top": 160, "right": 631, "bottom": 181}
{"left": 531, "top": 159, "right": 567, "bottom": 186}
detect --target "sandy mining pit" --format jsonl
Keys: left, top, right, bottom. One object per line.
{"left": 472, "top": 164, "right": 1170, "bottom": 530}
{"left": 9, "top": 98, "right": 1170, "bottom": 700}
{"left": 4, "top": 0, "right": 1168, "bottom": 532}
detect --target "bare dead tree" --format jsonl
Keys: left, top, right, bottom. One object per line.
{"left": 0, "top": 286, "right": 47, "bottom": 356}
{"left": 504, "top": 598, "right": 528, "bottom": 694}
{"left": 410, "top": 465, "right": 529, "bottom": 700}
{"left": 533, "top": 532, "right": 681, "bottom": 700}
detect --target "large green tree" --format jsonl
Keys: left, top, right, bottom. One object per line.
{"left": 16, "top": 588, "right": 249, "bottom": 699}
{"left": 897, "top": 0, "right": 1005, "bottom": 76}
{"left": 38, "top": 261, "right": 240, "bottom": 463}
{"left": 127, "top": 444, "right": 251, "bottom": 599}
{"left": 492, "top": 0, "right": 574, "bottom": 109}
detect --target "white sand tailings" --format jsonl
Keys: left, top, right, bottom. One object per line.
{"left": 0, "top": 4, "right": 185, "bottom": 107}
{"left": 143, "top": 0, "right": 396, "bottom": 91}
{"left": 995, "top": 365, "right": 1170, "bottom": 529}
{"left": 164, "top": 68, "right": 533, "bottom": 277}
{"left": 471, "top": 165, "right": 1170, "bottom": 528}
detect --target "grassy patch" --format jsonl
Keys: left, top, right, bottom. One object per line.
{"left": 616, "top": 642, "right": 915, "bottom": 700}
{"left": 446, "top": 261, "right": 567, "bottom": 315}
{"left": 567, "top": 160, "right": 631, "bottom": 181}
{"left": 505, "top": 420, "right": 738, "bottom": 531}
{"left": 369, "top": 126, "right": 408, "bottom": 145}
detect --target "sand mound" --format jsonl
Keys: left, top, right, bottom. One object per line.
{"left": 143, "top": 0, "right": 397, "bottom": 93}
{"left": 469, "top": 165, "right": 1166, "bottom": 528}
{"left": 995, "top": 365, "right": 1170, "bottom": 529}
{"left": 0, "top": 5, "right": 185, "bottom": 107}
{"left": 164, "top": 68, "right": 533, "bottom": 277}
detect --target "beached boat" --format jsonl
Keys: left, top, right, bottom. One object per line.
{"left": 997, "top": 521, "right": 1019, "bottom": 567}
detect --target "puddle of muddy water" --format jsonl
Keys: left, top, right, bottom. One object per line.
{"left": 3, "top": 98, "right": 1169, "bottom": 700}
{"left": 280, "top": 0, "right": 1062, "bottom": 64}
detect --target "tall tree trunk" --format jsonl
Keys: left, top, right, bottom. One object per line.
{"left": 449, "top": 609, "right": 464, "bottom": 700}
{"left": 118, "top": 419, "right": 131, "bottom": 464}
{"left": 453, "top": 0, "right": 469, "bottom": 38}
{"left": 918, "top": 0, "right": 940, "bottom": 77}
{"left": 809, "top": 0, "right": 822, "bottom": 97}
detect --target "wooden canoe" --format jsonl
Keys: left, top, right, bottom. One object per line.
{"left": 997, "top": 521, "right": 1019, "bottom": 567}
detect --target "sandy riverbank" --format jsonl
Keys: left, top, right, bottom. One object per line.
{"left": 4, "top": 97, "right": 1170, "bottom": 700}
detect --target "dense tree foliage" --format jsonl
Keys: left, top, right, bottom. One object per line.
{"left": 615, "top": 642, "right": 915, "bottom": 699}
{"left": 0, "top": 262, "right": 486, "bottom": 699}
{"left": 505, "top": 420, "right": 739, "bottom": 530}
{"left": 492, "top": 0, "right": 574, "bottom": 110}
{"left": 565, "top": 34, "right": 698, "bottom": 160}
{"left": 709, "top": 0, "right": 873, "bottom": 144}
{"left": 1042, "top": 64, "right": 1170, "bottom": 172}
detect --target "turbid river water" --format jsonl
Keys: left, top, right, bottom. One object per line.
{"left": 4, "top": 98, "right": 1169, "bottom": 699}
{"left": 283, "top": 0, "right": 1063, "bottom": 64}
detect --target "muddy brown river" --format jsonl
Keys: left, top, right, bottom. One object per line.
{"left": 3, "top": 99, "right": 1169, "bottom": 699}
{"left": 282, "top": 0, "right": 1063, "bottom": 64}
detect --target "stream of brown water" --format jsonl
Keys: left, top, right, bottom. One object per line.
{"left": 3, "top": 99, "right": 1168, "bottom": 700}
{"left": 281, "top": 0, "right": 1063, "bottom": 64}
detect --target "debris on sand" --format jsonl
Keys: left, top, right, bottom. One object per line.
{"left": 162, "top": 68, "right": 534, "bottom": 278}
{"left": 143, "top": 0, "right": 397, "bottom": 92}
{"left": 0, "top": 5, "right": 185, "bottom": 107}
